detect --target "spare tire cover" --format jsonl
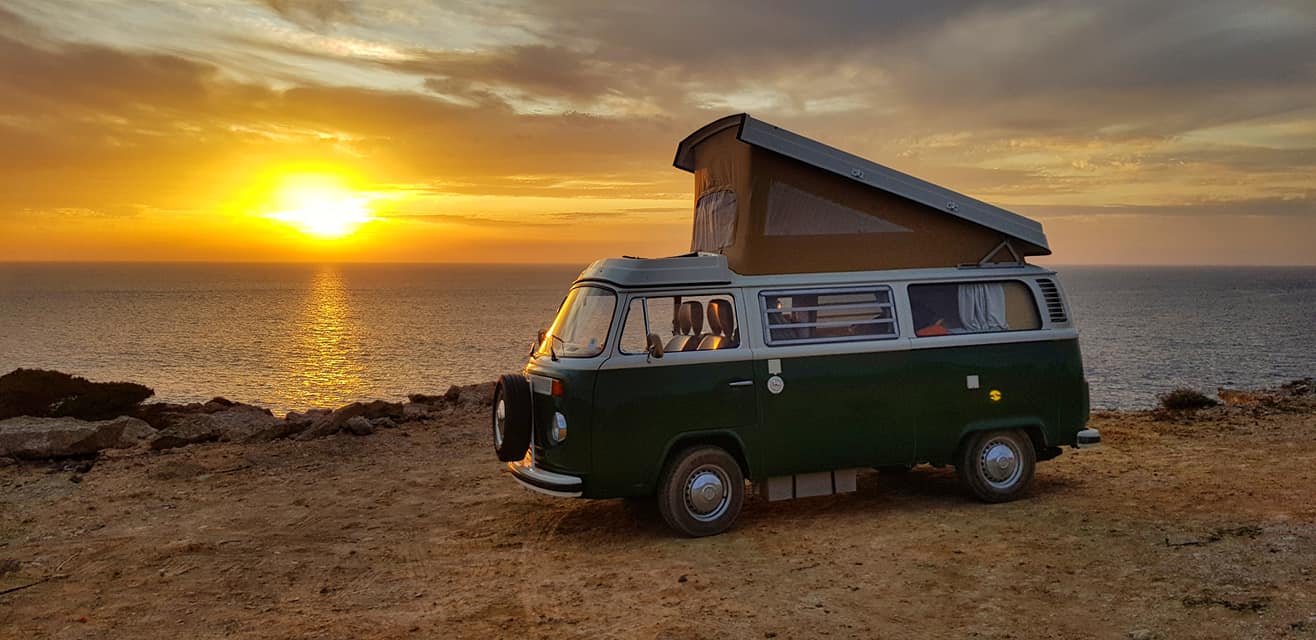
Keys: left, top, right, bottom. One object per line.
{"left": 492, "top": 373, "right": 533, "bottom": 462}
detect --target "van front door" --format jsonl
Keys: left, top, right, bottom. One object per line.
{"left": 591, "top": 292, "right": 758, "bottom": 497}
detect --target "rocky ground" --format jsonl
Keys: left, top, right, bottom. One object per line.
{"left": 1, "top": 383, "right": 1314, "bottom": 639}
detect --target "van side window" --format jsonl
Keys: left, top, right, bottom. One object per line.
{"left": 909, "top": 281, "right": 1041, "bottom": 337}
{"left": 761, "top": 287, "right": 898, "bottom": 345}
{"left": 618, "top": 299, "right": 649, "bottom": 354}
{"left": 619, "top": 294, "right": 741, "bottom": 354}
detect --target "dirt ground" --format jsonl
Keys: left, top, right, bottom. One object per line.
{"left": 2, "top": 400, "right": 1314, "bottom": 640}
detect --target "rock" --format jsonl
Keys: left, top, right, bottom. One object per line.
{"left": 149, "top": 415, "right": 221, "bottom": 450}
{"left": 443, "top": 385, "right": 462, "bottom": 403}
{"left": 407, "top": 393, "right": 444, "bottom": 405}
{"left": 401, "top": 404, "right": 431, "bottom": 422}
{"left": 296, "top": 403, "right": 367, "bottom": 441}
{"left": 362, "top": 400, "right": 404, "bottom": 420}
{"left": 1280, "top": 378, "right": 1312, "bottom": 396}
{"left": 344, "top": 416, "right": 375, "bottom": 436}
{"left": 212, "top": 405, "right": 300, "bottom": 443}
{"left": 0, "top": 415, "right": 157, "bottom": 459}
{"left": 152, "top": 404, "right": 299, "bottom": 448}
{"left": 202, "top": 397, "right": 237, "bottom": 413}
{"left": 370, "top": 417, "right": 397, "bottom": 430}
{"left": 460, "top": 382, "right": 496, "bottom": 407}
{"left": 0, "top": 368, "right": 154, "bottom": 421}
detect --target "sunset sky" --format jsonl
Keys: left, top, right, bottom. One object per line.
{"left": 1, "top": 1, "right": 1313, "bottom": 265}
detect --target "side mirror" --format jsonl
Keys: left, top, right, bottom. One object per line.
{"left": 646, "top": 333, "right": 665, "bottom": 360}
{"left": 532, "top": 328, "right": 547, "bottom": 356}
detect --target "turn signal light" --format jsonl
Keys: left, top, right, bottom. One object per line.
{"left": 551, "top": 379, "right": 564, "bottom": 397}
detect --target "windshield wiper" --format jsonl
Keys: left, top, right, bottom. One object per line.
{"left": 547, "top": 333, "right": 564, "bottom": 362}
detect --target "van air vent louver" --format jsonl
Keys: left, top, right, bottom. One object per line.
{"left": 1036, "top": 279, "right": 1068, "bottom": 324}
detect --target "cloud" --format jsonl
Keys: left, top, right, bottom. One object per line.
{"left": 1018, "top": 193, "right": 1315, "bottom": 219}
{"left": 0, "top": 0, "right": 1313, "bottom": 246}
{"left": 259, "top": 0, "right": 358, "bottom": 30}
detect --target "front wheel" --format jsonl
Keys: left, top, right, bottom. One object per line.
{"left": 956, "top": 429, "right": 1036, "bottom": 502}
{"left": 657, "top": 446, "right": 744, "bottom": 537}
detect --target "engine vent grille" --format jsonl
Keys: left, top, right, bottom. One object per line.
{"left": 1037, "top": 279, "right": 1068, "bottom": 324}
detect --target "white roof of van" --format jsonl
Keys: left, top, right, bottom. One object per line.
{"left": 673, "top": 114, "right": 1050, "bottom": 252}
{"left": 576, "top": 254, "right": 1053, "bottom": 289}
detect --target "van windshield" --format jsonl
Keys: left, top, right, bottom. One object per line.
{"left": 537, "top": 286, "right": 616, "bottom": 358}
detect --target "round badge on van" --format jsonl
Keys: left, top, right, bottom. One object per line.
{"left": 767, "top": 376, "right": 785, "bottom": 395}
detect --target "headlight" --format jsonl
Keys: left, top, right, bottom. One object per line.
{"left": 550, "top": 412, "right": 568, "bottom": 443}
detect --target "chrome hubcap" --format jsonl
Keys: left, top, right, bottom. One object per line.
{"left": 980, "top": 440, "right": 1021, "bottom": 488}
{"left": 684, "top": 465, "right": 730, "bottom": 522}
{"left": 494, "top": 398, "right": 506, "bottom": 447}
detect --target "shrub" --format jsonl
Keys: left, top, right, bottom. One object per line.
{"left": 0, "top": 368, "right": 154, "bottom": 420}
{"left": 1157, "top": 388, "right": 1218, "bottom": 412}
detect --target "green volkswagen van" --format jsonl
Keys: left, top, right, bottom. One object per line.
{"left": 491, "top": 254, "right": 1098, "bottom": 536}
{"left": 492, "top": 113, "right": 1098, "bottom": 536}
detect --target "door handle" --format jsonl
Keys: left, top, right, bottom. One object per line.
{"left": 728, "top": 380, "right": 754, "bottom": 387}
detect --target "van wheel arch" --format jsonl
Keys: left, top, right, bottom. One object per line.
{"left": 657, "top": 433, "right": 751, "bottom": 487}
{"left": 953, "top": 423, "right": 1048, "bottom": 462}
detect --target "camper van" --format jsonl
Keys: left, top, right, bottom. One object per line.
{"left": 492, "top": 114, "right": 1099, "bottom": 537}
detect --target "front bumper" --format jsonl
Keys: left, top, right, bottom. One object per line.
{"left": 508, "top": 456, "right": 583, "bottom": 498}
{"left": 1076, "top": 428, "right": 1101, "bottom": 449}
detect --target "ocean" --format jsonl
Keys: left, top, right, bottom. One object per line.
{"left": 0, "top": 263, "right": 1312, "bottom": 413}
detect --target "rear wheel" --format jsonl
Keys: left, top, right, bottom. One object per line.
{"left": 491, "top": 374, "right": 532, "bottom": 462}
{"left": 956, "top": 429, "right": 1035, "bottom": 502}
{"left": 657, "top": 446, "right": 744, "bottom": 537}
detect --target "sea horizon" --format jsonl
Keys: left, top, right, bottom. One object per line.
{"left": 3, "top": 262, "right": 1313, "bottom": 414}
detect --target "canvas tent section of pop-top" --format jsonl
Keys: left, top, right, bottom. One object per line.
{"left": 673, "top": 114, "right": 1051, "bottom": 275}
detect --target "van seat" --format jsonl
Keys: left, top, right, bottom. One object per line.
{"left": 698, "top": 299, "right": 737, "bottom": 350}
{"left": 665, "top": 301, "right": 705, "bottom": 352}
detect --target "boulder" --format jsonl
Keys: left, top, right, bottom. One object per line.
{"left": 211, "top": 405, "right": 301, "bottom": 443}
{"left": 370, "top": 417, "right": 398, "bottom": 430}
{"left": 149, "top": 415, "right": 221, "bottom": 450}
{"left": 407, "top": 393, "right": 445, "bottom": 405}
{"left": 201, "top": 397, "right": 237, "bottom": 413}
{"left": 0, "top": 415, "right": 157, "bottom": 459}
{"left": 295, "top": 403, "right": 366, "bottom": 441}
{"left": 460, "top": 382, "right": 497, "bottom": 407}
{"left": 443, "top": 385, "right": 462, "bottom": 402}
{"left": 361, "top": 400, "right": 404, "bottom": 420}
{"left": 344, "top": 416, "right": 375, "bottom": 436}
{"left": 150, "top": 404, "right": 296, "bottom": 449}
{"left": 401, "top": 404, "right": 431, "bottom": 422}
{"left": 0, "top": 368, "right": 154, "bottom": 421}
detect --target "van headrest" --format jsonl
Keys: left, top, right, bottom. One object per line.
{"left": 707, "top": 299, "right": 734, "bottom": 337}
{"left": 677, "top": 300, "right": 704, "bottom": 335}
{"left": 684, "top": 301, "right": 705, "bottom": 334}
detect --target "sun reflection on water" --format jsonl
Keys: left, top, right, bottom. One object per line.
{"left": 287, "top": 266, "right": 367, "bottom": 409}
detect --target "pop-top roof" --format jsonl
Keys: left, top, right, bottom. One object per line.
{"left": 673, "top": 114, "right": 1049, "bottom": 252}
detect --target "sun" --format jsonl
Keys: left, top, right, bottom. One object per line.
{"left": 265, "top": 174, "right": 375, "bottom": 239}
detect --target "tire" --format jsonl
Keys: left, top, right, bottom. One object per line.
{"left": 956, "top": 429, "right": 1036, "bottom": 503}
{"left": 492, "top": 374, "right": 532, "bottom": 462}
{"left": 656, "top": 446, "right": 744, "bottom": 537}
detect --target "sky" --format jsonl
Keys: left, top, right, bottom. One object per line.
{"left": 0, "top": 0, "right": 1313, "bottom": 265}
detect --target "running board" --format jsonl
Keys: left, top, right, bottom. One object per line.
{"left": 763, "top": 469, "right": 859, "bottom": 501}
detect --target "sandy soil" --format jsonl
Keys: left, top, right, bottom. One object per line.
{"left": 2, "top": 399, "right": 1314, "bottom": 640}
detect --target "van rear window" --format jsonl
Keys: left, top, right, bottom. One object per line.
{"left": 909, "top": 281, "right": 1040, "bottom": 337}
{"left": 761, "top": 287, "right": 897, "bottom": 345}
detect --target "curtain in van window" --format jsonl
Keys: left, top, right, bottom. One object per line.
{"left": 691, "top": 190, "right": 736, "bottom": 252}
{"left": 958, "top": 283, "right": 1008, "bottom": 332}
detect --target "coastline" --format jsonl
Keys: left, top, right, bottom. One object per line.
{"left": 2, "top": 379, "right": 1313, "bottom": 637}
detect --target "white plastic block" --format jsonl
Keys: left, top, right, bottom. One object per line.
{"left": 794, "top": 471, "right": 834, "bottom": 498}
